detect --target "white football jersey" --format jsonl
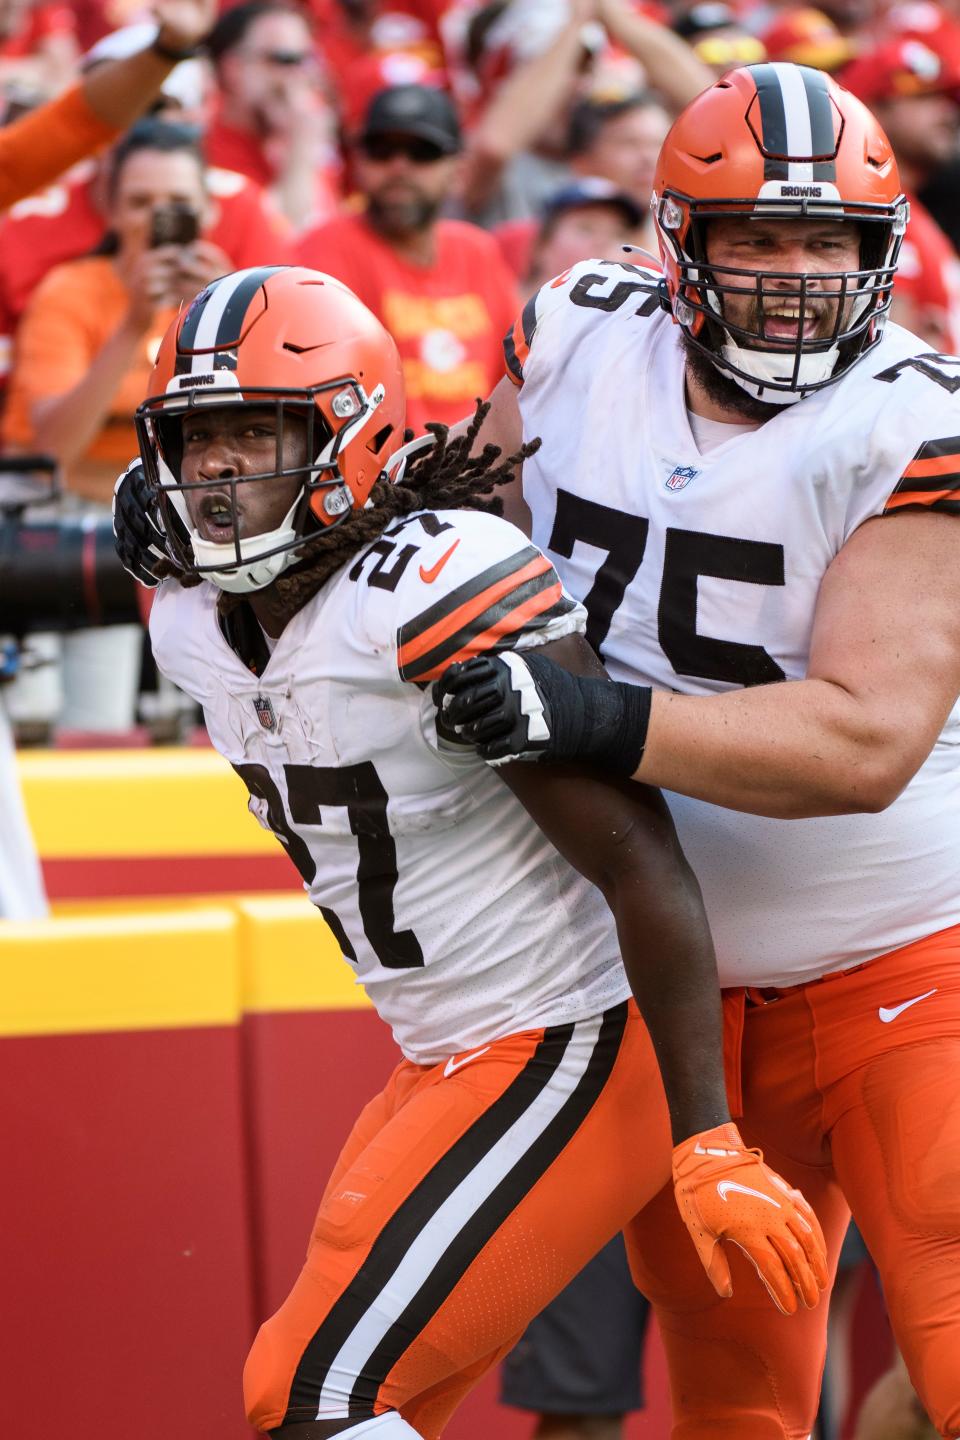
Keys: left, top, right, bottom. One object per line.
{"left": 150, "top": 507, "right": 631, "bottom": 1063}
{"left": 510, "top": 258, "right": 960, "bottom": 988}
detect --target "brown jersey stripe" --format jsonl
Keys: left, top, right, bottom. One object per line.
{"left": 884, "top": 487, "right": 960, "bottom": 512}
{"left": 503, "top": 293, "right": 538, "bottom": 386}
{"left": 402, "top": 588, "right": 572, "bottom": 683}
{"left": 906, "top": 435, "right": 960, "bottom": 464}
{"left": 398, "top": 548, "right": 551, "bottom": 657}
{"left": 399, "top": 574, "right": 568, "bottom": 682}
{"left": 901, "top": 453, "right": 960, "bottom": 481}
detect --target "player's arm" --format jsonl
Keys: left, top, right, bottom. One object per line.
{"left": 475, "top": 632, "right": 829, "bottom": 1313}
{"left": 440, "top": 510, "right": 960, "bottom": 819}
{"left": 0, "top": 2, "right": 215, "bottom": 210}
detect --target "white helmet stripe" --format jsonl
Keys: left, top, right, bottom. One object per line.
{"left": 772, "top": 62, "right": 814, "bottom": 184}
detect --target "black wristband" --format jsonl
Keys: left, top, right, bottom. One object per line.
{"left": 577, "top": 676, "right": 652, "bottom": 777}
{"left": 151, "top": 33, "right": 200, "bottom": 62}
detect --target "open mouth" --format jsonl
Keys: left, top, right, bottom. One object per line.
{"left": 760, "top": 304, "right": 825, "bottom": 344}
{"left": 196, "top": 491, "right": 240, "bottom": 544}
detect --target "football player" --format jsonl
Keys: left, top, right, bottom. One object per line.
{"left": 437, "top": 62, "right": 960, "bottom": 1438}
{"left": 112, "top": 265, "right": 827, "bottom": 1440}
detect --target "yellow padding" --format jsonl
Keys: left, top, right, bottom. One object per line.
{"left": 0, "top": 908, "right": 241, "bottom": 1037}
{"left": 235, "top": 895, "right": 372, "bottom": 1013}
{"left": 16, "top": 748, "right": 276, "bottom": 858}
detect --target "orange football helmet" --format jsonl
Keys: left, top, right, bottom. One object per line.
{"left": 135, "top": 266, "right": 406, "bottom": 592}
{"left": 652, "top": 63, "right": 908, "bottom": 401}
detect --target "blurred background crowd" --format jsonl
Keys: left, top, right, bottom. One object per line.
{"left": 0, "top": 4, "right": 951, "bottom": 1437}
{"left": 1, "top": 0, "right": 960, "bottom": 744}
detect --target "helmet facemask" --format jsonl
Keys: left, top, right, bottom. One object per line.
{"left": 136, "top": 375, "right": 388, "bottom": 594}
{"left": 657, "top": 193, "right": 909, "bottom": 402}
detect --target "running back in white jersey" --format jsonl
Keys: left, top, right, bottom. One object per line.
{"left": 508, "top": 257, "right": 960, "bottom": 987}
{"left": 150, "top": 507, "right": 631, "bottom": 1063}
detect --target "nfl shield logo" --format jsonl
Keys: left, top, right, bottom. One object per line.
{"left": 665, "top": 464, "right": 699, "bottom": 492}
{"left": 254, "top": 694, "right": 276, "bottom": 730}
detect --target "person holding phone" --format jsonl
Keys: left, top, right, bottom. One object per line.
{"left": 4, "top": 119, "right": 230, "bottom": 505}
{"left": 2, "top": 118, "right": 230, "bottom": 733}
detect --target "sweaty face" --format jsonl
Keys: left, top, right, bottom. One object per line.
{"left": 179, "top": 405, "right": 309, "bottom": 547}
{"left": 705, "top": 216, "right": 862, "bottom": 347}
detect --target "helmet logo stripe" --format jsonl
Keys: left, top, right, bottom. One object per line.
{"left": 752, "top": 63, "right": 790, "bottom": 180}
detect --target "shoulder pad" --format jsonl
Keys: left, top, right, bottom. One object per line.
{"left": 504, "top": 258, "right": 664, "bottom": 387}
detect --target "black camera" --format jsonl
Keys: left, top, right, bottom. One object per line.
{"left": 0, "top": 457, "right": 141, "bottom": 639}
{"left": 149, "top": 202, "right": 201, "bottom": 248}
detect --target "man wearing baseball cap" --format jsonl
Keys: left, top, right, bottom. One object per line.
{"left": 297, "top": 83, "right": 521, "bottom": 435}
{"left": 843, "top": 35, "right": 960, "bottom": 352}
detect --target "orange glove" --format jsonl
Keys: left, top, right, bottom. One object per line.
{"left": 672, "top": 1122, "right": 829, "bottom": 1315}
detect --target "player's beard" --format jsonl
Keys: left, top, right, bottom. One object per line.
{"left": 366, "top": 183, "right": 443, "bottom": 240}
{"left": 680, "top": 331, "right": 791, "bottom": 425}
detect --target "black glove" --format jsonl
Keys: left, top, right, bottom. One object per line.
{"left": 433, "top": 650, "right": 652, "bottom": 775}
{"left": 112, "top": 460, "right": 180, "bottom": 589}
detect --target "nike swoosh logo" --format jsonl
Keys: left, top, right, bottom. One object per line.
{"left": 878, "top": 987, "right": 938, "bottom": 1023}
{"left": 717, "top": 1180, "right": 780, "bottom": 1208}
{"left": 419, "top": 539, "right": 460, "bottom": 584}
{"left": 443, "top": 1045, "right": 491, "bottom": 1077}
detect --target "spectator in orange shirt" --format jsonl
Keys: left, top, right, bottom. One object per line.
{"left": 4, "top": 121, "right": 230, "bottom": 502}
{"left": 205, "top": 0, "right": 340, "bottom": 228}
{"left": 296, "top": 83, "right": 521, "bottom": 435}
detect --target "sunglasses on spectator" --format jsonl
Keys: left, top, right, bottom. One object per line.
{"left": 246, "top": 49, "right": 313, "bottom": 66}
{"left": 360, "top": 135, "right": 448, "bottom": 164}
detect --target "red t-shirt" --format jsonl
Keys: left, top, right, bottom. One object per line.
{"left": 895, "top": 194, "right": 960, "bottom": 355}
{"left": 0, "top": 164, "right": 293, "bottom": 392}
{"left": 296, "top": 212, "right": 521, "bottom": 434}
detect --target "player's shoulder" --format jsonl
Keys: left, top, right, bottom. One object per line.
{"left": 149, "top": 578, "right": 220, "bottom": 696}
{"left": 506, "top": 257, "right": 666, "bottom": 387}
{"left": 831, "top": 323, "right": 960, "bottom": 449}
{"left": 819, "top": 325, "right": 960, "bottom": 519}
{"left": 342, "top": 507, "right": 581, "bottom": 684}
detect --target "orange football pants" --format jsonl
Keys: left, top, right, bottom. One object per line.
{"left": 627, "top": 922, "right": 960, "bottom": 1439}
{"left": 243, "top": 1000, "right": 673, "bottom": 1437}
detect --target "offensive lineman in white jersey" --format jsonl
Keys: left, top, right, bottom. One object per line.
{"left": 111, "top": 266, "right": 826, "bottom": 1440}
{"left": 438, "top": 62, "right": 960, "bottom": 1438}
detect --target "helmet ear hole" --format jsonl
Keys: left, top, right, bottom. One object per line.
{"left": 367, "top": 422, "right": 395, "bottom": 455}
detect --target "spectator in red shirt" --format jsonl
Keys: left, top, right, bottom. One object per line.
{"left": 205, "top": 0, "right": 340, "bottom": 228}
{"left": 296, "top": 83, "right": 521, "bottom": 434}
{"left": 843, "top": 35, "right": 960, "bottom": 352}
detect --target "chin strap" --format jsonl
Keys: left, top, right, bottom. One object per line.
{"left": 718, "top": 333, "right": 841, "bottom": 404}
{"left": 188, "top": 488, "right": 305, "bottom": 595}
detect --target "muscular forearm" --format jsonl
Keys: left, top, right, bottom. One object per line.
{"left": 639, "top": 677, "right": 927, "bottom": 818}
{"left": 601, "top": 807, "right": 728, "bottom": 1142}
{"left": 500, "top": 760, "right": 729, "bottom": 1143}
{"left": 29, "top": 321, "right": 144, "bottom": 470}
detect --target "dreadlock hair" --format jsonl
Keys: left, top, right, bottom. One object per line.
{"left": 168, "top": 400, "right": 541, "bottom": 632}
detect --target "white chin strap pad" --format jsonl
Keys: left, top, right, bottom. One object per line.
{"left": 189, "top": 490, "right": 304, "bottom": 594}
{"left": 719, "top": 333, "right": 840, "bottom": 404}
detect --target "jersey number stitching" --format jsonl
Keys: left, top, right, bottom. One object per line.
{"left": 549, "top": 489, "right": 786, "bottom": 683}
{"left": 234, "top": 760, "right": 425, "bottom": 970}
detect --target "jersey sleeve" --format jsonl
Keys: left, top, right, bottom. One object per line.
{"left": 388, "top": 510, "right": 585, "bottom": 685}
{"left": 882, "top": 433, "right": 960, "bottom": 517}
{"left": 503, "top": 258, "right": 662, "bottom": 388}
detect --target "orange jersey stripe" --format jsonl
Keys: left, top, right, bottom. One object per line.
{"left": 884, "top": 487, "right": 960, "bottom": 511}
{"left": 410, "top": 580, "right": 565, "bottom": 682}
{"left": 397, "top": 554, "right": 554, "bottom": 672}
{"left": 901, "top": 453, "right": 960, "bottom": 481}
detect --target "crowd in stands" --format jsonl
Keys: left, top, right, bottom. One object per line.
{"left": 1, "top": 0, "right": 959, "bottom": 744}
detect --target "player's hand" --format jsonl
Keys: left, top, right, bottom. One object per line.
{"left": 152, "top": 0, "right": 217, "bottom": 52}
{"left": 672, "top": 1122, "right": 829, "bottom": 1315}
{"left": 434, "top": 651, "right": 649, "bottom": 775}
{"left": 112, "top": 460, "right": 180, "bottom": 589}
{"left": 434, "top": 652, "right": 556, "bottom": 764}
